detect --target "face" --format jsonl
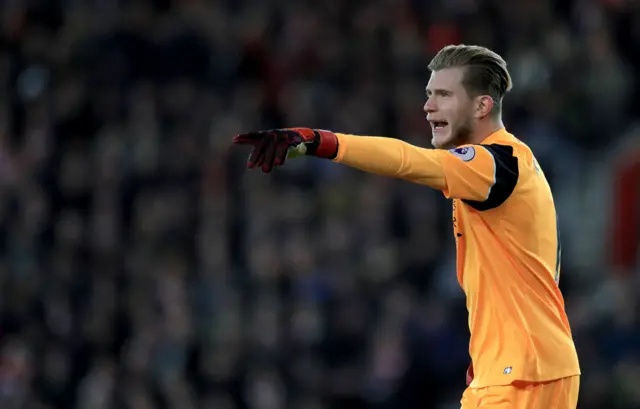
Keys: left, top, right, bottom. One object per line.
{"left": 424, "top": 67, "right": 476, "bottom": 149}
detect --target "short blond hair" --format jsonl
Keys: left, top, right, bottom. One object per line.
{"left": 428, "top": 44, "right": 512, "bottom": 115}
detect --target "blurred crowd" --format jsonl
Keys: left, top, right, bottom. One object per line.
{"left": 0, "top": 0, "right": 639, "bottom": 408}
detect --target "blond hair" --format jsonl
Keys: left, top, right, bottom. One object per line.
{"left": 428, "top": 44, "right": 512, "bottom": 115}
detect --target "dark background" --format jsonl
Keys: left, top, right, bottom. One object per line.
{"left": 0, "top": 0, "right": 639, "bottom": 408}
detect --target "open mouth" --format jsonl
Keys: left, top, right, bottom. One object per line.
{"left": 431, "top": 121, "right": 448, "bottom": 131}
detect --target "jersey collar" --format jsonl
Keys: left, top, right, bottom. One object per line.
{"left": 480, "top": 127, "right": 510, "bottom": 145}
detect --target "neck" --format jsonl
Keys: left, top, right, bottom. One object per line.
{"left": 469, "top": 118, "right": 504, "bottom": 145}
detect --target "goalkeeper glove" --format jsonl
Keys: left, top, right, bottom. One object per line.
{"left": 232, "top": 128, "right": 339, "bottom": 173}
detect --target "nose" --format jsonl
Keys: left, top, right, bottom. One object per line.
{"left": 424, "top": 97, "right": 436, "bottom": 113}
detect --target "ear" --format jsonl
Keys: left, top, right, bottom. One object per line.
{"left": 475, "top": 95, "right": 494, "bottom": 119}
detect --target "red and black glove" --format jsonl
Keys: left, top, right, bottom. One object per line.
{"left": 232, "top": 128, "right": 339, "bottom": 173}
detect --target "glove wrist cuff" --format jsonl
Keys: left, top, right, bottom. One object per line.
{"left": 313, "top": 130, "right": 339, "bottom": 159}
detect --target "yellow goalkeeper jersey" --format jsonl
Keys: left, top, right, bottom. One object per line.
{"left": 333, "top": 128, "right": 581, "bottom": 387}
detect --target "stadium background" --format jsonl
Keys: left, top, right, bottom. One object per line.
{"left": 0, "top": 0, "right": 639, "bottom": 408}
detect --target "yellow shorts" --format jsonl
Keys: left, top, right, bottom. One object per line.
{"left": 461, "top": 376, "right": 579, "bottom": 409}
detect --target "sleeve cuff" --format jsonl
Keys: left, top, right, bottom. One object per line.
{"left": 332, "top": 133, "right": 347, "bottom": 162}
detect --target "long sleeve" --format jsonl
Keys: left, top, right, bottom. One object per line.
{"left": 332, "top": 133, "right": 448, "bottom": 190}
{"left": 332, "top": 133, "right": 520, "bottom": 207}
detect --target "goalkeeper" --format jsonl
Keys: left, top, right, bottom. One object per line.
{"left": 233, "top": 44, "right": 580, "bottom": 409}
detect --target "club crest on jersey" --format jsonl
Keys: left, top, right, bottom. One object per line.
{"left": 450, "top": 146, "right": 476, "bottom": 162}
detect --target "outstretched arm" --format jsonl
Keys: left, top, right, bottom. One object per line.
{"left": 233, "top": 128, "right": 519, "bottom": 208}
{"left": 333, "top": 133, "right": 519, "bottom": 209}
{"left": 332, "top": 133, "right": 448, "bottom": 191}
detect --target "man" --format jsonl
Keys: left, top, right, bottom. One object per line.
{"left": 232, "top": 44, "right": 581, "bottom": 409}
